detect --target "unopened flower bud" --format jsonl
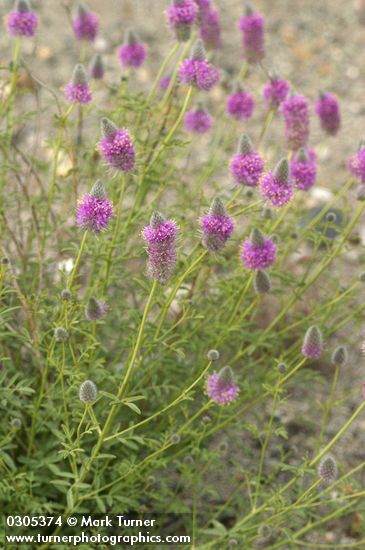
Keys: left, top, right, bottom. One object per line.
{"left": 11, "top": 418, "right": 21, "bottom": 429}
{"left": 89, "top": 53, "right": 105, "bottom": 80}
{"left": 253, "top": 270, "right": 271, "bottom": 294}
{"left": 325, "top": 212, "right": 337, "bottom": 223}
{"left": 277, "top": 362, "right": 287, "bottom": 374}
{"left": 318, "top": 454, "right": 338, "bottom": 484}
{"left": 85, "top": 296, "right": 108, "bottom": 321}
{"left": 171, "top": 433, "right": 181, "bottom": 444}
{"left": 61, "top": 289, "right": 72, "bottom": 300}
{"left": 54, "top": 327, "right": 68, "bottom": 342}
{"left": 261, "top": 207, "right": 273, "bottom": 220}
{"left": 79, "top": 380, "right": 97, "bottom": 404}
{"left": 331, "top": 346, "right": 348, "bottom": 366}
{"left": 207, "top": 349, "right": 220, "bottom": 361}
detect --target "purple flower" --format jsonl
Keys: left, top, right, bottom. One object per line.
{"left": 179, "top": 39, "right": 220, "bottom": 91}
{"left": 290, "top": 148, "right": 317, "bottom": 191}
{"left": 206, "top": 366, "right": 239, "bottom": 405}
{"left": 72, "top": 3, "right": 99, "bottom": 42}
{"left": 167, "top": 0, "right": 198, "bottom": 42}
{"left": 302, "top": 325, "right": 323, "bottom": 359}
{"left": 195, "top": 0, "right": 211, "bottom": 8}
{"left": 200, "top": 198, "right": 234, "bottom": 252}
{"left": 226, "top": 83, "right": 255, "bottom": 121}
{"left": 184, "top": 104, "right": 212, "bottom": 134}
{"left": 89, "top": 53, "right": 104, "bottom": 80}
{"left": 85, "top": 296, "right": 108, "bottom": 321}
{"left": 241, "top": 228, "right": 277, "bottom": 270}
{"left": 263, "top": 76, "right": 290, "bottom": 110}
{"left": 260, "top": 158, "right": 293, "bottom": 207}
{"left": 199, "top": 5, "right": 222, "bottom": 50}
{"left": 64, "top": 64, "right": 92, "bottom": 105}
{"left": 314, "top": 92, "right": 341, "bottom": 136}
{"left": 98, "top": 118, "right": 135, "bottom": 172}
{"left": 6, "top": 0, "right": 38, "bottom": 38}
{"left": 239, "top": 7, "right": 265, "bottom": 64}
{"left": 281, "top": 94, "right": 310, "bottom": 151}
{"left": 159, "top": 75, "right": 171, "bottom": 90}
{"left": 118, "top": 29, "right": 146, "bottom": 68}
{"left": 348, "top": 142, "right": 365, "bottom": 184}
{"left": 230, "top": 134, "right": 264, "bottom": 187}
{"left": 76, "top": 180, "right": 113, "bottom": 233}
{"left": 143, "top": 212, "right": 179, "bottom": 284}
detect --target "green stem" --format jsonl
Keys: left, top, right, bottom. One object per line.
{"left": 146, "top": 42, "right": 180, "bottom": 105}
{"left": 154, "top": 249, "right": 206, "bottom": 339}
{"left": 160, "top": 38, "right": 193, "bottom": 109}
{"left": 257, "top": 107, "right": 275, "bottom": 147}
{"left": 147, "top": 86, "right": 193, "bottom": 174}
{"left": 67, "top": 230, "right": 88, "bottom": 290}
{"left": 102, "top": 173, "right": 127, "bottom": 294}
{"left": 317, "top": 364, "right": 340, "bottom": 452}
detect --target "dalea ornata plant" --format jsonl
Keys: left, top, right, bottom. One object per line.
{"left": 2, "top": 1, "right": 365, "bottom": 548}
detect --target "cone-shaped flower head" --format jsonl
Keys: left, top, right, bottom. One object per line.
{"left": 281, "top": 93, "right": 310, "bottom": 151}
{"left": 226, "top": 82, "right": 255, "bottom": 121}
{"left": 290, "top": 147, "right": 317, "bottom": 191}
{"left": 263, "top": 76, "right": 290, "bottom": 110}
{"left": 348, "top": 141, "right": 365, "bottom": 184}
{"left": 260, "top": 158, "right": 293, "bottom": 207}
{"left": 331, "top": 346, "right": 348, "bottom": 367}
{"left": 318, "top": 454, "right": 337, "bottom": 485}
{"left": 89, "top": 53, "right": 105, "bottom": 80}
{"left": 239, "top": 4, "right": 265, "bottom": 64}
{"left": 198, "top": 3, "right": 222, "bottom": 50}
{"left": 200, "top": 197, "right": 234, "bottom": 252}
{"left": 64, "top": 64, "right": 92, "bottom": 104}
{"left": 206, "top": 366, "right": 239, "bottom": 405}
{"left": 7, "top": 0, "right": 38, "bottom": 37}
{"left": 85, "top": 296, "right": 108, "bottom": 321}
{"left": 142, "top": 212, "right": 179, "bottom": 284}
{"left": 98, "top": 118, "right": 135, "bottom": 172}
{"left": 241, "top": 229, "right": 277, "bottom": 270}
{"left": 79, "top": 380, "right": 97, "bottom": 404}
{"left": 184, "top": 102, "right": 212, "bottom": 134}
{"left": 230, "top": 133, "right": 264, "bottom": 187}
{"left": 253, "top": 269, "right": 272, "bottom": 294}
{"left": 179, "top": 39, "right": 220, "bottom": 91}
{"left": 314, "top": 92, "right": 341, "bottom": 136}
{"left": 302, "top": 325, "right": 323, "bottom": 359}
{"left": 76, "top": 180, "right": 113, "bottom": 233}
{"left": 167, "top": 0, "right": 198, "bottom": 42}
{"left": 72, "top": 2, "right": 99, "bottom": 41}
{"left": 118, "top": 29, "right": 147, "bottom": 68}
